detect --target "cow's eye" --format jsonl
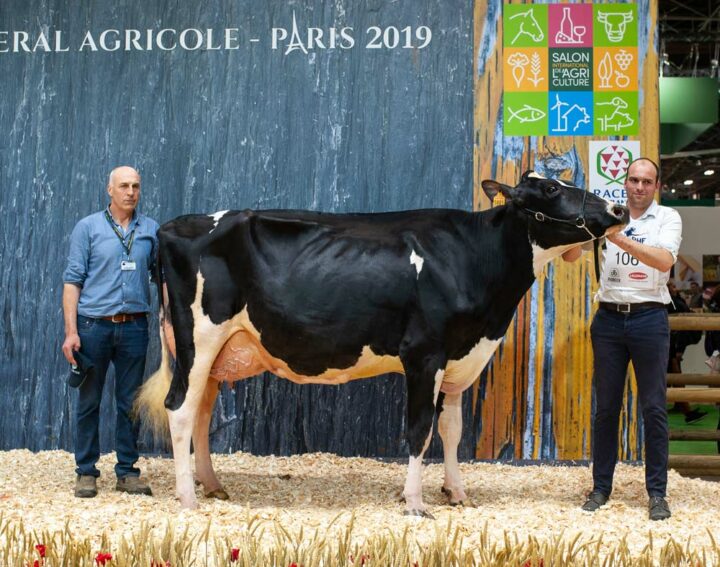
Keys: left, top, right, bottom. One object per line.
{"left": 546, "top": 184, "right": 558, "bottom": 194}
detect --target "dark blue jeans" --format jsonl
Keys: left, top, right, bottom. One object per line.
{"left": 76, "top": 315, "right": 148, "bottom": 478}
{"left": 590, "top": 307, "right": 670, "bottom": 498}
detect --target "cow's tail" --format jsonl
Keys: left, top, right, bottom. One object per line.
{"left": 133, "top": 248, "right": 172, "bottom": 441}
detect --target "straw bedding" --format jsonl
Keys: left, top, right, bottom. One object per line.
{"left": 1, "top": 449, "right": 718, "bottom": 562}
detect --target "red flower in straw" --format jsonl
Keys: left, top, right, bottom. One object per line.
{"left": 94, "top": 552, "right": 113, "bottom": 565}
{"left": 230, "top": 548, "right": 240, "bottom": 562}
{"left": 35, "top": 545, "right": 46, "bottom": 558}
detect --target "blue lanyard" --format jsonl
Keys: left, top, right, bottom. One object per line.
{"left": 104, "top": 210, "right": 136, "bottom": 257}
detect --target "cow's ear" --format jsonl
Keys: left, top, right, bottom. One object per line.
{"left": 481, "top": 180, "right": 513, "bottom": 202}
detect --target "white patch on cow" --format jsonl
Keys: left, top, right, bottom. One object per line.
{"left": 403, "top": 425, "right": 434, "bottom": 514}
{"left": 409, "top": 250, "right": 424, "bottom": 278}
{"left": 528, "top": 172, "right": 546, "bottom": 179}
{"left": 442, "top": 337, "right": 502, "bottom": 395}
{"left": 438, "top": 392, "right": 466, "bottom": 504}
{"left": 225, "top": 310, "right": 404, "bottom": 385}
{"left": 208, "top": 210, "right": 229, "bottom": 233}
{"left": 433, "top": 369, "right": 445, "bottom": 404}
{"left": 556, "top": 178, "right": 573, "bottom": 187}
{"left": 530, "top": 242, "right": 583, "bottom": 278}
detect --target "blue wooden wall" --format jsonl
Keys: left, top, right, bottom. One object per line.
{"left": 0, "top": 0, "right": 475, "bottom": 457}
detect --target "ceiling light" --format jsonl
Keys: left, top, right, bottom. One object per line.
{"left": 704, "top": 169, "right": 715, "bottom": 176}
{"left": 683, "top": 179, "right": 694, "bottom": 185}
{"left": 671, "top": 188, "right": 676, "bottom": 194}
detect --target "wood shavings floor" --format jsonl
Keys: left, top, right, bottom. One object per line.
{"left": 1, "top": 449, "right": 718, "bottom": 559}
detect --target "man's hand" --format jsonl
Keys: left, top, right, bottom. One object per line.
{"left": 562, "top": 246, "right": 583, "bottom": 262}
{"left": 62, "top": 333, "right": 81, "bottom": 365}
{"left": 62, "top": 283, "right": 82, "bottom": 365}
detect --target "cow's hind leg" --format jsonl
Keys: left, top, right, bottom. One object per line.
{"left": 192, "top": 379, "right": 228, "bottom": 500}
{"left": 167, "top": 330, "right": 230, "bottom": 508}
{"left": 437, "top": 392, "right": 467, "bottom": 505}
{"left": 401, "top": 348, "right": 446, "bottom": 518}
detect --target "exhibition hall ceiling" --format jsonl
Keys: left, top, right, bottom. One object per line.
{"left": 659, "top": 0, "right": 720, "bottom": 200}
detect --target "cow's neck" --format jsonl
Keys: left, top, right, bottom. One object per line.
{"left": 529, "top": 241, "right": 580, "bottom": 278}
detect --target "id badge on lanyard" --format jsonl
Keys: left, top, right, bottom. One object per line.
{"left": 105, "top": 210, "right": 137, "bottom": 271}
{"left": 604, "top": 239, "right": 656, "bottom": 290}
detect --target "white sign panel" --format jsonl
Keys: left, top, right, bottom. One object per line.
{"left": 588, "top": 140, "right": 640, "bottom": 205}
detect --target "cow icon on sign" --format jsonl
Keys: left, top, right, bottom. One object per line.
{"left": 597, "top": 11, "right": 634, "bottom": 43}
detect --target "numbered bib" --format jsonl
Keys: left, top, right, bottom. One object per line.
{"left": 603, "top": 240, "right": 656, "bottom": 290}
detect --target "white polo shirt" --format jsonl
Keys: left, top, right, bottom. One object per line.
{"left": 595, "top": 201, "right": 682, "bottom": 305}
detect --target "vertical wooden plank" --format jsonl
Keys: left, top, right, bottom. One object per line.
{"left": 473, "top": 0, "right": 658, "bottom": 460}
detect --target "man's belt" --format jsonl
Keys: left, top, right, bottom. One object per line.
{"left": 599, "top": 302, "right": 666, "bottom": 314}
{"left": 99, "top": 312, "right": 147, "bottom": 323}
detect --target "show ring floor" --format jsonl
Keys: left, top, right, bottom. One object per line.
{"left": 1, "top": 450, "right": 719, "bottom": 564}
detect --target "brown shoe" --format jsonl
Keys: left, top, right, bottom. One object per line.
{"left": 75, "top": 475, "right": 98, "bottom": 498}
{"left": 116, "top": 475, "right": 153, "bottom": 496}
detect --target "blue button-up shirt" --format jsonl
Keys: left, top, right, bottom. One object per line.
{"left": 63, "top": 208, "right": 160, "bottom": 317}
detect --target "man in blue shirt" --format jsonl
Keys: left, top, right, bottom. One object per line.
{"left": 62, "top": 166, "right": 159, "bottom": 498}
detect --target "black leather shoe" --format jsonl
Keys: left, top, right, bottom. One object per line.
{"left": 581, "top": 490, "right": 608, "bottom": 512}
{"left": 649, "top": 496, "right": 671, "bottom": 521}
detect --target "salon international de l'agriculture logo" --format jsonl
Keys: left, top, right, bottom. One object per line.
{"left": 502, "top": 3, "right": 638, "bottom": 137}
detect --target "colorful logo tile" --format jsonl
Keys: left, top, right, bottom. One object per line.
{"left": 594, "top": 92, "right": 638, "bottom": 135}
{"left": 549, "top": 4, "right": 593, "bottom": 48}
{"left": 550, "top": 48, "right": 593, "bottom": 91}
{"left": 593, "top": 4, "right": 637, "bottom": 47}
{"left": 504, "top": 48, "right": 548, "bottom": 92}
{"left": 548, "top": 92, "right": 594, "bottom": 136}
{"left": 594, "top": 47, "right": 637, "bottom": 91}
{"left": 504, "top": 4, "right": 548, "bottom": 47}
{"left": 504, "top": 92, "right": 549, "bottom": 136}
{"left": 502, "top": 3, "right": 639, "bottom": 137}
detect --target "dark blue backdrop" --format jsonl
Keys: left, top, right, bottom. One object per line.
{"left": 0, "top": 0, "right": 475, "bottom": 458}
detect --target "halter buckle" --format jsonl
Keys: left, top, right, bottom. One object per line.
{"left": 534, "top": 212, "right": 546, "bottom": 222}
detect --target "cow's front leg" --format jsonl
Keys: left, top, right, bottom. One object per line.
{"left": 437, "top": 392, "right": 467, "bottom": 505}
{"left": 192, "top": 378, "right": 228, "bottom": 500}
{"left": 401, "top": 350, "right": 446, "bottom": 518}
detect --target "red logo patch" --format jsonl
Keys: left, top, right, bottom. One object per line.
{"left": 629, "top": 272, "right": 648, "bottom": 280}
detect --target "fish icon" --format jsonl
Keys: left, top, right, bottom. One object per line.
{"left": 508, "top": 105, "right": 546, "bottom": 123}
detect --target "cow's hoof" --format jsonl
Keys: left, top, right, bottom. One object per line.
{"left": 404, "top": 509, "right": 435, "bottom": 520}
{"left": 177, "top": 496, "right": 198, "bottom": 509}
{"left": 204, "top": 488, "right": 229, "bottom": 500}
{"left": 441, "top": 486, "right": 466, "bottom": 506}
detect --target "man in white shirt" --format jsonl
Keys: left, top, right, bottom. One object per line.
{"left": 564, "top": 158, "right": 681, "bottom": 521}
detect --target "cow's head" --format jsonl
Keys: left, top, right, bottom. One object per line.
{"left": 482, "top": 171, "right": 628, "bottom": 251}
{"left": 596, "top": 11, "right": 633, "bottom": 43}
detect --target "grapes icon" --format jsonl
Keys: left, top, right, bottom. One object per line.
{"left": 614, "top": 49, "right": 632, "bottom": 71}
{"left": 613, "top": 49, "right": 632, "bottom": 88}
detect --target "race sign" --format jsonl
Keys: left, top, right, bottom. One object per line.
{"left": 588, "top": 140, "right": 640, "bottom": 205}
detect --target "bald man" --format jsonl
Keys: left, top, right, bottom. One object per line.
{"left": 62, "top": 166, "right": 159, "bottom": 498}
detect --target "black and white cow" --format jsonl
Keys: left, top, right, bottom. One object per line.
{"left": 136, "top": 171, "right": 628, "bottom": 514}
